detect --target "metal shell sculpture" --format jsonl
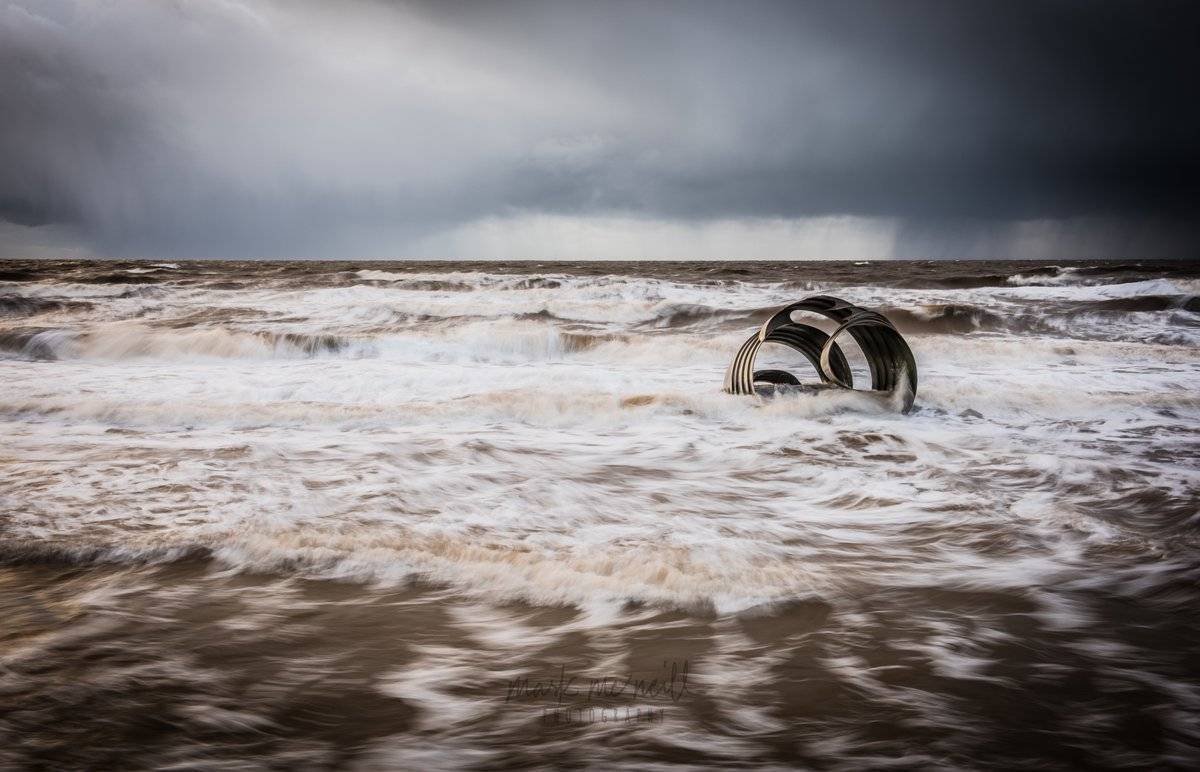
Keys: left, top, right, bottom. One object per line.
{"left": 724, "top": 296, "right": 918, "bottom": 413}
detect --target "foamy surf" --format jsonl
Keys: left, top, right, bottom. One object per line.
{"left": 1, "top": 258, "right": 1198, "bottom": 769}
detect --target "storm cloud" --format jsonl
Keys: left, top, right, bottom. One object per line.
{"left": 1, "top": 0, "right": 1197, "bottom": 259}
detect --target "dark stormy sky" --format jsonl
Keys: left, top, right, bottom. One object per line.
{"left": 2, "top": 0, "right": 1198, "bottom": 259}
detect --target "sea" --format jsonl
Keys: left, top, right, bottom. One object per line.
{"left": 1, "top": 258, "right": 1198, "bottom": 769}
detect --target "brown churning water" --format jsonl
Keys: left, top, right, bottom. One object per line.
{"left": 1, "top": 258, "right": 1199, "bottom": 768}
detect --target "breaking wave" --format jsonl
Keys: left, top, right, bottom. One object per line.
{"left": 0, "top": 324, "right": 364, "bottom": 361}
{"left": 0, "top": 294, "right": 91, "bottom": 317}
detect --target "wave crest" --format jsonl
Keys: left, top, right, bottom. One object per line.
{"left": 0, "top": 324, "right": 365, "bottom": 361}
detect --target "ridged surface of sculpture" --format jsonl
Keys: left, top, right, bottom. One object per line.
{"left": 724, "top": 296, "right": 918, "bottom": 413}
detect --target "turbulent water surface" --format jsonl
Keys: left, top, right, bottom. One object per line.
{"left": 1, "top": 259, "right": 1199, "bottom": 769}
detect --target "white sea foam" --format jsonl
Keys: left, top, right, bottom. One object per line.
{"left": 1, "top": 266, "right": 1198, "bottom": 614}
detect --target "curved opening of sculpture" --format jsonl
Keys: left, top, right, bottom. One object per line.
{"left": 749, "top": 332, "right": 853, "bottom": 390}
{"left": 724, "top": 296, "right": 918, "bottom": 413}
